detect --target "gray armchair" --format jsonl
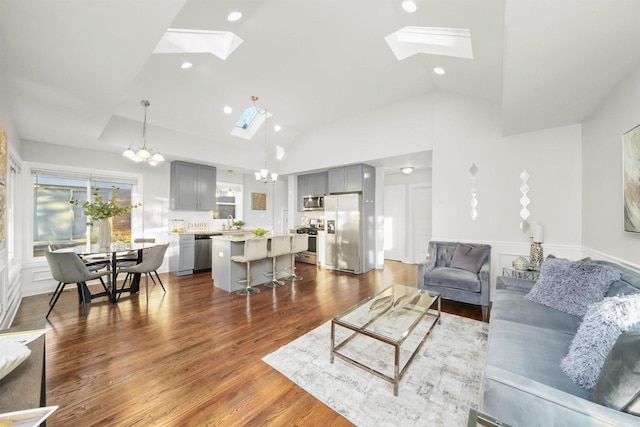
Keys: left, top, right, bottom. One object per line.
{"left": 418, "top": 241, "right": 491, "bottom": 320}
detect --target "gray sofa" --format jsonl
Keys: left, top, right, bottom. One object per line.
{"left": 418, "top": 241, "right": 490, "bottom": 320}
{"left": 482, "top": 260, "right": 640, "bottom": 426}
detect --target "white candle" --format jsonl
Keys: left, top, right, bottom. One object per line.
{"left": 532, "top": 223, "right": 544, "bottom": 243}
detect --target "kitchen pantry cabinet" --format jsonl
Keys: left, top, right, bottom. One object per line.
{"left": 328, "top": 164, "right": 372, "bottom": 194}
{"left": 170, "top": 161, "right": 217, "bottom": 211}
{"left": 297, "top": 172, "right": 327, "bottom": 211}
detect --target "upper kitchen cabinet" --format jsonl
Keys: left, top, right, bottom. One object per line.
{"left": 328, "top": 164, "right": 373, "bottom": 194}
{"left": 170, "top": 161, "right": 217, "bottom": 211}
{"left": 297, "top": 172, "right": 327, "bottom": 211}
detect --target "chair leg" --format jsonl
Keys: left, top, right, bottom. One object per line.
{"left": 482, "top": 305, "right": 489, "bottom": 322}
{"left": 145, "top": 273, "right": 149, "bottom": 302}
{"left": 286, "top": 253, "right": 303, "bottom": 281}
{"left": 237, "top": 261, "right": 260, "bottom": 295}
{"left": 264, "top": 257, "right": 284, "bottom": 288}
{"left": 153, "top": 271, "right": 166, "bottom": 293}
{"left": 49, "top": 282, "right": 62, "bottom": 306}
{"left": 46, "top": 283, "right": 67, "bottom": 318}
{"left": 117, "top": 273, "right": 132, "bottom": 302}
{"left": 79, "top": 282, "right": 89, "bottom": 316}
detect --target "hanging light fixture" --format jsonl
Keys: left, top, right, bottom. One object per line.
{"left": 122, "top": 100, "right": 165, "bottom": 166}
{"left": 251, "top": 96, "right": 278, "bottom": 183}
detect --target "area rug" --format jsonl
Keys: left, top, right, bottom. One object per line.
{"left": 262, "top": 312, "right": 488, "bottom": 426}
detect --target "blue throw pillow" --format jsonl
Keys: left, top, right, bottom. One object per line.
{"left": 560, "top": 294, "right": 640, "bottom": 390}
{"left": 525, "top": 258, "right": 621, "bottom": 316}
{"left": 449, "top": 243, "right": 490, "bottom": 273}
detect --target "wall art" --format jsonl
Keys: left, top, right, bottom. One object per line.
{"left": 623, "top": 123, "right": 640, "bottom": 232}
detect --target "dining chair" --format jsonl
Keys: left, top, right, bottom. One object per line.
{"left": 117, "top": 243, "right": 169, "bottom": 302}
{"left": 45, "top": 250, "right": 111, "bottom": 318}
{"left": 117, "top": 238, "right": 157, "bottom": 268}
{"left": 48, "top": 242, "right": 109, "bottom": 272}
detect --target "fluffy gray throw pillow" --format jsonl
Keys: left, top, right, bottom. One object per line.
{"left": 560, "top": 294, "right": 640, "bottom": 390}
{"left": 525, "top": 258, "right": 621, "bottom": 316}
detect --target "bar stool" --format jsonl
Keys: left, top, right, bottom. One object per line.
{"left": 232, "top": 237, "right": 268, "bottom": 295}
{"left": 264, "top": 235, "right": 291, "bottom": 288}
{"left": 286, "top": 233, "right": 308, "bottom": 281}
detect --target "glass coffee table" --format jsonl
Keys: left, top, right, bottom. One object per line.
{"left": 330, "top": 284, "right": 441, "bottom": 396}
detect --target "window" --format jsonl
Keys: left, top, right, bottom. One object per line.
{"left": 32, "top": 172, "right": 137, "bottom": 257}
{"left": 214, "top": 182, "right": 242, "bottom": 220}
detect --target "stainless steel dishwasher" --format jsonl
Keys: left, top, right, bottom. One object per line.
{"left": 194, "top": 234, "right": 213, "bottom": 272}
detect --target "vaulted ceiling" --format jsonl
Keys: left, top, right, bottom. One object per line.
{"left": 1, "top": 0, "right": 639, "bottom": 174}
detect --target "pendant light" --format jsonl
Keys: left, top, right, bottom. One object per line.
{"left": 122, "top": 100, "right": 165, "bottom": 165}
{"left": 252, "top": 96, "right": 278, "bottom": 183}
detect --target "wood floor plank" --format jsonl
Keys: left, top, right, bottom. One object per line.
{"left": 11, "top": 261, "right": 484, "bottom": 426}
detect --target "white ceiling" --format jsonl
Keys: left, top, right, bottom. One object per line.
{"left": 1, "top": 0, "right": 639, "bottom": 175}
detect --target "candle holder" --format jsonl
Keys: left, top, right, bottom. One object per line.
{"left": 530, "top": 241, "right": 544, "bottom": 270}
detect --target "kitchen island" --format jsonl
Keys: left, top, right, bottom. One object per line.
{"left": 211, "top": 234, "right": 293, "bottom": 292}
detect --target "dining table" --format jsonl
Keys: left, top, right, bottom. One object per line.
{"left": 56, "top": 241, "right": 158, "bottom": 304}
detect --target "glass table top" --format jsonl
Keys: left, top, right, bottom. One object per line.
{"left": 333, "top": 284, "right": 440, "bottom": 345}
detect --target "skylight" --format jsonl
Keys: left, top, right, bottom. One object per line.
{"left": 153, "top": 28, "right": 243, "bottom": 61}
{"left": 230, "top": 108, "right": 272, "bottom": 140}
{"left": 235, "top": 106, "right": 258, "bottom": 129}
{"left": 385, "top": 26, "right": 473, "bottom": 61}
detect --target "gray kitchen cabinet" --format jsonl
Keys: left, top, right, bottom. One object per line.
{"left": 297, "top": 172, "right": 327, "bottom": 211}
{"left": 328, "top": 164, "right": 366, "bottom": 194}
{"left": 169, "top": 234, "right": 195, "bottom": 276}
{"left": 170, "top": 161, "right": 216, "bottom": 211}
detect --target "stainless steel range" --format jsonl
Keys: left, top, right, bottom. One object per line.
{"left": 296, "top": 227, "right": 317, "bottom": 264}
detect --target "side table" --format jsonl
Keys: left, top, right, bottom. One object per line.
{"left": 502, "top": 267, "right": 540, "bottom": 281}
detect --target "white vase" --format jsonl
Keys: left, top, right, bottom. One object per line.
{"left": 98, "top": 218, "right": 112, "bottom": 249}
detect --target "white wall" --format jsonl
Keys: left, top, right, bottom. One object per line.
{"left": 582, "top": 64, "right": 640, "bottom": 266}
{"left": 281, "top": 95, "right": 434, "bottom": 174}
{"left": 431, "top": 92, "right": 583, "bottom": 296}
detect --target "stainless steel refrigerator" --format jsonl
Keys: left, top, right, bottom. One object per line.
{"left": 324, "top": 193, "right": 363, "bottom": 274}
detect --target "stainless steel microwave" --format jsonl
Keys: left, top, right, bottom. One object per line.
{"left": 303, "top": 195, "right": 324, "bottom": 211}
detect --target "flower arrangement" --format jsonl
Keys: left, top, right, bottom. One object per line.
{"left": 69, "top": 187, "right": 141, "bottom": 226}
{"left": 232, "top": 220, "right": 245, "bottom": 229}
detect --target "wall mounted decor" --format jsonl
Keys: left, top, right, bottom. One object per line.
{"left": 519, "top": 169, "right": 530, "bottom": 232}
{"left": 251, "top": 192, "right": 266, "bottom": 210}
{"left": 469, "top": 163, "right": 478, "bottom": 220}
{"left": 623, "top": 123, "right": 640, "bottom": 232}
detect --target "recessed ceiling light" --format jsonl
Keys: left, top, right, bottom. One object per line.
{"left": 274, "top": 124, "right": 282, "bottom": 132}
{"left": 227, "top": 11, "right": 242, "bottom": 22}
{"left": 434, "top": 67, "right": 445, "bottom": 75}
{"left": 402, "top": 1, "right": 417, "bottom": 13}
{"left": 223, "top": 106, "right": 233, "bottom": 114}
{"left": 181, "top": 62, "right": 193, "bottom": 69}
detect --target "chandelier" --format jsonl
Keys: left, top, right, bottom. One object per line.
{"left": 122, "top": 100, "right": 165, "bottom": 166}
{"left": 252, "top": 96, "right": 278, "bottom": 183}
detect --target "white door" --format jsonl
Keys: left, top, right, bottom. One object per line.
{"left": 410, "top": 184, "right": 432, "bottom": 263}
{"left": 383, "top": 185, "right": 406, "bottom": 261}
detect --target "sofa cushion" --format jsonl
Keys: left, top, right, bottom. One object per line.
{"left": 491, "top": 289, "right": 582, "bottom": 335}
{"left": 425, "top": 267, "right": 481, "bottom": 292}
{"left": 560, "top": 294, "right": 640, "bottom": 390}
{"left": 485, "top": 319, "right": 590, "bottom": 399}
{"left": 449, "top": 243, "right": 490, "bottom": 273}
{"left": 592, "top": 331, "right": 640, "bottom": 415}
{"left": 525, "top": 258, "right": 621, "bottom": 316}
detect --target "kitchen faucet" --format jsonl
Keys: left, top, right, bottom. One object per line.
{"left": 227, "top": 215, "right": 234, "bottom": 229}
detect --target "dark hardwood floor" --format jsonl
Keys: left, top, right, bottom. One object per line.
{"left": 12, "top": 261, "right": 484, "bottom": 426}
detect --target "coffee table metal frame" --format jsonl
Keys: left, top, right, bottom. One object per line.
{"left": 330, "top": 284, "right": 441, "bottom": 396}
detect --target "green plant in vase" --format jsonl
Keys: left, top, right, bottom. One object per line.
{"left": 232, "top": 220, "right": 245, "bottom": 230}
{"left": 69, "top": 187, "right": 141, "bottom": 248}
